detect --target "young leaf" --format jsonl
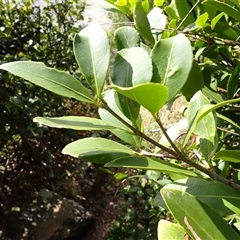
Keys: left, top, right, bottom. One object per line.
{"left": 112, "top": 47, "right": 153, "bottom": 87}
{"left": 0, "top": 61, "right": 94, "bottom": 103}
{"left": 195, "top": 12, "right": 209, "bottom": 28}
{"left": 74, "top": 22, "right": 110, "bottom": 97}
{"left": 33, "top": 116, "right": 128, "bottom": 131}
{"left": 114, "top": 27, "right": 140, "bottom": 50}
{"left": 154, "top": 0, "right": 164, "bottom": 7}
{"left": 214, "top": 150, "right": 240, "bottom": 163}
{"left": 202, "top": 0, "right": 240, "bottom": 21}
{"left": 62, "top": 137, "right": 136, "bottom": 164}
{"left": 158, "top": 220, "right": 186, "bottom": 240}
{"left": 111, "top": 83, "right": 168, "bottom": 114}
{"left": 151, "top": 34, "right": 193, "bottom": 100}
{"left": 147, "top": 7, "right": 167, "bottom": 41}
{"left": 98, "top": 0, "right": 131, "bottom": 16}
{"left": 133, "top": 1, "right": 155, "bottom": 45}
{"left": 185, "top": 91, "right": 218, "bottom": 161}
{"left": 161, "top": 187, "right": 240, "bottom": 240}
{"left": 211, "top": 12, "right": 224, "bottom": 30}
{"left": 105, "top": 156, "right": 198, "bottom": 177}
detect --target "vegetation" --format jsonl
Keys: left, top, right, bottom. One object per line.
{"left": 2, "top": 0, "right": 240, "bottom": 239}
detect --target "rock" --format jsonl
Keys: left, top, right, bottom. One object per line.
{"left": 2, "top": 189, "right": 93, "bottom": 240}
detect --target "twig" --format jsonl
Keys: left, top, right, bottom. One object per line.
{"left": 101, "top": 100, "right": 240, "bottom": 191}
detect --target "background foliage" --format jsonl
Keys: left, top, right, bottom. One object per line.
{"left": 2, "top": 0, "right": 240, "bottom": 239}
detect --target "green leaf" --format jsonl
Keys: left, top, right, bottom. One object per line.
{"left": 112, "top": 47, "right": 153, "bottom": 87}
{"left": 175, "top": 0, "right": 195, "bottom": 26}
{"left": 99, "top": 90, "right": 141, "bottom": 147}
{"left": 185, "top": 91, "right": 218, "bottom": 160}
{"left": 211, "top": 12, "right": 224, "bottom": 30}
{"left": 133, "top": 2, "right": 155, "bottom": 44}
{"left": 161, "top": 187, "right": 240, "bottom": 240}
{"left": 227, "top": 65, "right": 240, "bottom": 99}
{"left": 214, "top": 150, "right": 240, "bottom": 163}
{"left": 195, "top": 12, "right": 209, "bottom": 28}
{"left": 217, "top": 113, "right": 240, "bottom": 130}
{"left": 105, "top": 156, "right": 198, "bottom": 177}
{"left": 62, "top": 137, "right": 136, "bottom": 164}
{"left": 147, "top": 7, "right": 167, "bottom": 41}
{"left": 154, "top": 0, "right": 164, "bottom": 7}
{"left": 183, "top": 95, "right": 240, "bottom": 148}
{"left": 33, "top": 116, "right": 128, "bottom": 131}
{"left": 74, "top": 22, "right": 110, "bottom": 97}
{"left": 158, "top": 220, "right": 186, "bottom": 240}
{"left": 0, "top": 61, "right": 94, "bottom": 103}
{"left": 202, "top": 0, "right": 240, "bottom": 21}
{"left": 181, "top": 62, "right": 203, "bottom": 101}
{"left": 151, "top": 34, "right": 193, "bottom": 100}
{"left": 166, "top": 178, "right": 240, "bottom": 216}
{"left": 111, "top": 83, "right": 168, "bottom": 114}
{"left": 164, "top": 5, "right": 178, "bottom": 20}
{"left": 114, "top": 27, "right": 140, "bottom": 50}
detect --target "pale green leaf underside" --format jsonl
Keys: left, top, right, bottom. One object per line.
{"left": 74, "top": 22, "right": 110, "bottom": 97}
{"left": 151, "top": 34, "right": 193, "bottom": 100}
{"left": 62, "top": 137, "right": 136, "bottom": 158}
{"left": 33, "top": 116, "right": 129, "bottom": 132}
{"left": 112, "top": 47, "right": 153, "bottom": 87}
{"left": 0, "top": 61, "right": 94, "bottom": 103}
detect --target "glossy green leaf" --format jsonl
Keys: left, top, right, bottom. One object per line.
{"left": 0, "top": 61, "right": 94, "bottom": 103}
{"left": 214, "top": 150, "right": 240, "bottom": 163}
{"left": 227, "top": 65, "right": 240, "bottom": 99}
{"left": 151, "top": 34, "right": 193, "bottom": 100}
{"left": 62, "top": 137, "right": 136, "bottom": 164}
{"left": 195, "top": 12, "right": 208, "bottom": 28}
{"left": 202, "top": 0, "right": 240, "bottom": 21}
{"left": 181, "top": 62, "right": 203, "bottom": 101}
{"left": 165, "top": 178, "right": 240, "bottom": 216}
{"left": 33, "top": 116, "right": 127, "bottom": 131}
{"left": 147, "top": 7, "right": 167, "bottom": 41}
{"left": 175, "top": 0, "right": 195, "bottom": 26}
{"left": 112, "top": 47, "right": 153, "bottom": 87}
{"left": 161, "top": 187, "right": 240, "bottom": 240}
{"left": 105, "top": 156, "right": 198, "bottom": 177}
{"left": 114, "top": 27, "right": 140, "bottom": 50}
{"left": 133, "top": 2, "right": 155, "bottom": 44}
{"left": 74, "top": 22, "right": 110, "bottom": 97}
{"left": 202, "top": 86, "right": 223, "bottom": 103}
{"left": 99, "top": 90, "right": 141, "bottom": 147}
{"left": 183, "top": 95, "right": 240, "bottom": 148}
{"left": 157, "top": 220, "right": 186, "bottom": 240}
{"left": 186, "top": 91, "right": 218, "bottom": 160}
{"left": 111, "top": 83, "right": 168, "bottom": 114}
{"left": 211, "top": 12, "right": 224, "bottom": 30}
